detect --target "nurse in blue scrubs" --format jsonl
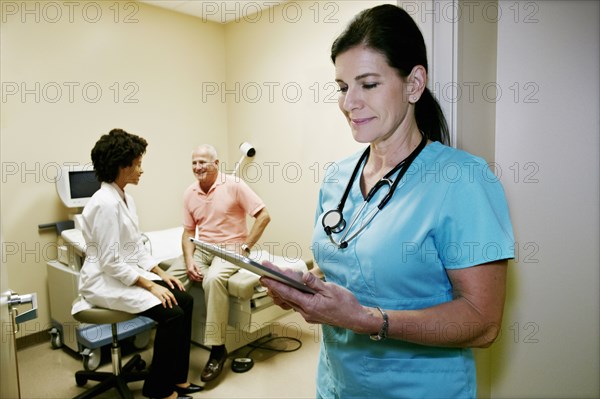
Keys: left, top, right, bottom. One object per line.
{"left": 260, "top": 4, "right": 515, "bottom": 399}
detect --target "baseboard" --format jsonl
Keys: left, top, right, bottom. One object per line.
{"left": 16, "top": 329, "right": 50, "bottom": 351}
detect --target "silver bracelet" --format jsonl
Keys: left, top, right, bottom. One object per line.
{"left": 369, "top": 306, "right": 389, "bottom": 341}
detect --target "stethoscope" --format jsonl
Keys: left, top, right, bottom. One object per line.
{"left": 322, "top": 135, "right": 427, "bottom": 249}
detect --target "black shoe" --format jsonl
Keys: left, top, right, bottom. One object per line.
{"left": 200, "top": 351, "right": 228, "bottom": 382}
{"left": 175, "top": 383, "right": 204, "bottom": 395}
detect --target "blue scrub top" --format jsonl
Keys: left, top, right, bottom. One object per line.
{"left": 312, "top": 142, "right": 514, "bottom": 399}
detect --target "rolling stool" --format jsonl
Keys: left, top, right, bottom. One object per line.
{"left": 72, "top": 308, "right": 149, "bottom": 399}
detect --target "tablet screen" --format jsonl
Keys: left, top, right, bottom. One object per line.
{"left": 190, "top": 238, "right": 316, "bottom": 294}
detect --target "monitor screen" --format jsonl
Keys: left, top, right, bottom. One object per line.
{"left": 56, "top": 166, "right": 101, "bottom": 208}
{"left": 68, "top": 170, "right": 101, "bottom": 199}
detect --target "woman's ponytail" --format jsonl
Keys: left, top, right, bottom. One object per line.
{"left": 415, "top": 88, "right": 450, "bottom": 145}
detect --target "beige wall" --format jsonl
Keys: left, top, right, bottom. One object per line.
{"left": 491, "top": 1, "right": 599, "bottom": 397}
{"left": 455, "top": 2, "right": 499, "bottom": 396}
{"left": 224, "top": 0, "right": 394, "bottom": 259}
{"left": 1, "top": 0, "right": 228, "bottom": 336}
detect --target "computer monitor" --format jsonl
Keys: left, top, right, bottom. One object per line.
{"left": 56, "top": 166, "right": 101, "bottom": 208}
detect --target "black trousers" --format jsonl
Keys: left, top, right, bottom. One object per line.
{"left": 139, "top": 281, "right": 193, "bottom": 398}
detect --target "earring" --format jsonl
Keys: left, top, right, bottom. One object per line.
{"left": 411, "top": 96, "right": 418, "bottom": 103}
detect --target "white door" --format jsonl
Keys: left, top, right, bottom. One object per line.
{"left": 1, "top": 228, "right": 20, "bottom": 399}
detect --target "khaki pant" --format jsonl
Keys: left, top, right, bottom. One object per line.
{"left": 167, "top": 248, "right": 239, "bottom": 347}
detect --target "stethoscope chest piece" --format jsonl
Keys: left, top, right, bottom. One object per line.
{"left": 322, "top": 209, "right": 346, "bottom": 234}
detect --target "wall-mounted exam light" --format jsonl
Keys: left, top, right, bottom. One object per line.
{"left": 234, "top": 142, "right": 256, "bottom": 176}
{"left": 239, "top": 142, "right": 256, "bottom": 157}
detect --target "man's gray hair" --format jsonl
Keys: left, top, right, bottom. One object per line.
{"left": 193, "top": 144, "right": 218, "bottom": 161}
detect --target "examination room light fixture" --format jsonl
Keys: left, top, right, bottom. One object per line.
{"left": 234, "top": 142, "right": 256, "bottom": 176}
{"left": 240, "top": 142, "right": 256, "bottom": 157}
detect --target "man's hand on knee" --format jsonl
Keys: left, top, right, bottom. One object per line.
{"left": 187, "top": 262, "right": 204, "bottom": 282}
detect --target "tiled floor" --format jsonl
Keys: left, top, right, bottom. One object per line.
{"left": 17, "top": 312, "right": 319, "bottom": 398}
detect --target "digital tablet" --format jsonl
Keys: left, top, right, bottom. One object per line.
{"left": 190, "top": 238, "right": 316, "bottom": 294}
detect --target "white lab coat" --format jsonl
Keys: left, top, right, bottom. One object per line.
{"left": 71, "top": 182, "right": 162, "bottom": 315}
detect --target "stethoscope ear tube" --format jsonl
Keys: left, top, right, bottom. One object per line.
{"left": 322, "top": 135, "right": 428, "bottom": 248}
{"left": 377, "top": 137, "right": 427, "bottom": 210}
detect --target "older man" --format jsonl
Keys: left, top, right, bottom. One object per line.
{"left": 168, "top": 144, "right": 270, "bottom": 383}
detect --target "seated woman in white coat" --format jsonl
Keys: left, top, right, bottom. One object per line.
{"left": 71, "top": 129, "right": 201, "bottom": 399}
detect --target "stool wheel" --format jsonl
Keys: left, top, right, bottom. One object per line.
{"left": 82, "top": 348, "right": 102, "bottom": 371}
{"left": 75, "top": 374, "right": 88, "bottom": 387}
{"left": 49, "top": 328, "right": 63, "bottom": 349}
{"left": 136, "top": 359, "right": 147, "bottom": 371}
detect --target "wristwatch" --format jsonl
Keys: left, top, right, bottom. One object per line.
{"left": 370, "top": 307, "right": 389, "bottom": 341}
{"left": 241, "top": 243, "right": 251, "bottom": 254}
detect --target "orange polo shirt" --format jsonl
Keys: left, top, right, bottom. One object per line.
{"left": 182, "top": 173, "right": 265, "bottom": 244}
